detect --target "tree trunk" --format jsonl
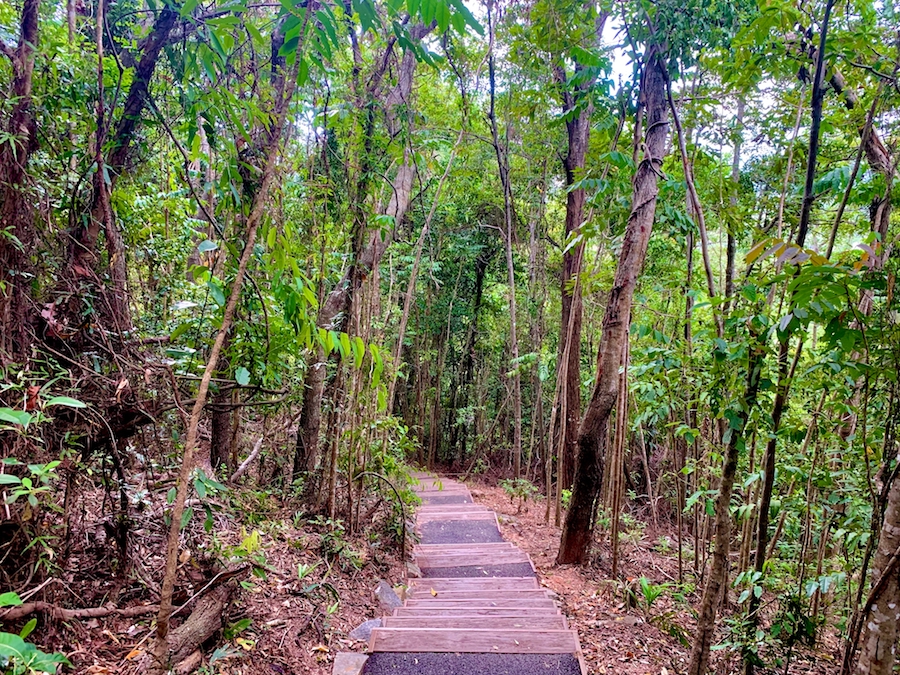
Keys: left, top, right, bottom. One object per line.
{"left": 855, "top": 467, "right": 900, "bottom": 675}
{"left": 487, "top": 7, "right": 522, "bottom": 478}
{"left": 0, "top": 0, "right": 39, "bottom": 362}
{"left": 555, "top": 68, "right": 591, "bottom": 490}
{"left": 557, "top": 47, "right": 668, "bottom": 565}
{"left": 149, "top": 47, "right": 299, "bottom": 673}
{"left": 724, "top": 97, "right": 744, "bottom": 314}
{"left": 687, "top": 340, "right": 765, "bottom": 675}
{"left": 69, "top": 5, "right": 177, "bottom": 329}
{"left": 296, "top": 29, "right": 426, "bottom": 483}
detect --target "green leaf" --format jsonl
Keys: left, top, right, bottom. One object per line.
{"left": 352, "top": 336, "right": 365, "bottom": 369}
{"left": 208, "top": 279, "right": 226, "bottom": 306}
{"left": 45, "top": 396, "right": 87, "bottom": 409}
{"left": 198, "top": 239, "right": 218, "bottom": 253}
{"left": 235, "top": 367, "right": 251, "bottom": 386}
{"left": 180, "top": 0, "right": 200, "bottom": 18}
{"left": 0, "top": 475, "right": 21, "bottom": 485}
{"left": 0, "top": 592, "right": 23, "bottom": 607}
{"left": 194, "top": 477, "right": 207, "bottom": 499}
{"left": 0, "top": 408, "right": 32, "bottom": 426}
{"left": 19, "top": 618, "right": 36, "bottom": 640}
{"left": 181, "top": 506, "right": 194, "bottom": 529}
{"left": 167, "top": 487, "right": 176, "bottom": 505}
{"left": 339, "top": 332, "right": 351, "bottom": 359}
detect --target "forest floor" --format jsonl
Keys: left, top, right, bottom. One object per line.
{"left": 21, "top": 473, "right": 843, "bottom": 674}
{"left": 467, "top": 478, "right": 843, "bottom": 675}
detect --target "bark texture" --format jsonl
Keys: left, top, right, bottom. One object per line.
{"left": 687, "top": 342, "right": 764, "bottom": 675}
{"left": 0, "top": 0, "right": 39, "bottom": 361}
{"left": 555, "top": 63, "right": 590, "bottom": 490}
{"left": 855, "top": 469, "right": 900, "bottom": 675}
{"left": 557, "top": 47, "right": 668, "bottom": 565}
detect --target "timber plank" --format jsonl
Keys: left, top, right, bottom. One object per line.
{"left": 381, "top": 616, "right": 568, "bottom": 629}
{"left": 404, "top": 598, "right": 556, "bottom": 609}
{"left": 393, "top": 607, "right": 559, "bottom": 617}
{"left": 368, "top": 628, "right": 579, "bottom": 654}
{"left": 414, "top": 552, "right": 530, "bottom": 567}
{"left": 406, "top": 590, "right": 554, "bottom": 602}
{"left": 406, "top": 577, "right": 539, "bottom": 591}
{"left": 415, "top": 512, "right": 497, "bottom": 522}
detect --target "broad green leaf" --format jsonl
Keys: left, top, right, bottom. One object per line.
{"left": 0, "top": 409, "right": 31, "bottom": 426}
{"left": 45, "top": 396, "right": 86, "bottom": 409}
{"left": 235, "top": 367, "right": 251, "bottom": 386}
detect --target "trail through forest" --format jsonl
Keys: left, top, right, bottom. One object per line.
{"left": 1, "top": 0, "right": 899, "bottom": 672}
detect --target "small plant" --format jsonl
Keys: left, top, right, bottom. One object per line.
{"left": 638, "top": 576, "right": 668, "bottom": 609}
{"left": 0, "top": 593, "right": 70, "bottom": 674}
{"left": 499, "top": 478, "right": 539, "bottom": 513}
{"left": 297, "top": 562, "right": 319, "bottom": 581}
{"left": 626, "top": 576, "right": 670, "bottom": 615}
{"left": 0, "top": 459, "right": 62, "bottom": 512}
{"left": 312, "top": 516, "right": 364, "bottom": 569}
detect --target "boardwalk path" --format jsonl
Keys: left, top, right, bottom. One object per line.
{"left": 361, "top": 473, "right": 586, "bottom": 675}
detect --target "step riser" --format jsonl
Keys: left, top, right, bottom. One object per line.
{"left": 382, "top": 617, "right": 569, "bottom": 629}
{"left": 369, "top": 628, "right": 580, "bottom": 654}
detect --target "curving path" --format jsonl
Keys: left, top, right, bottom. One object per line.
{"left": 361, "top": 473, "right": 586, "bottom": 675}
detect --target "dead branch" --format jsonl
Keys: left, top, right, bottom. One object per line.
{"left": 230, "top": 437, "right": 264, "bottom": 483}
{"left": 0, "top": 601, "right": 158, "bottom": 622}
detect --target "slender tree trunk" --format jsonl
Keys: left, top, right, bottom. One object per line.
{"left": 69, "top": 5, "right": 177, "bottom": 329}
{"left": 149, "top": 48, "right": 299, "bottom": 674}
{"left": 554, "top": 61, "right": 593, "bottom": 490}
{"left": 725, "top": 97, "right": 744, "bottom": 314}
{"left": 687, "top": 339, "right": 765, "bottom": 675}
{"left": 855, "top": 467, "right": 900, "bottom": 675}
{"left": 296, "top": 28, "right": 427, "bottom": 483}
{"left": 557, "top": 47, "right": 668, "bottom": 565}
{"left": 486, "top": 4, "right": 522, "bottom": 477}
{"left": 742, "top": 9, "right": 834, "bottom": 668}
{"left": 0, "top": 0, "right": 39, "bottom": 361}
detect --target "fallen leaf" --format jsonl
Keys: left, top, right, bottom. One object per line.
{"left": 430, "top": 588, "right": 437, "bottom": 597}
{"left": 125, "top": 649, "right": 143, "bottom": 660}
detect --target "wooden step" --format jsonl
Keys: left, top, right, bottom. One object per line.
{"left": 406, "top": 590, "right": 554, "bottom": 602}
{"left": 412, "top": 542, "right": 515, "bottom": 552}
{"left": 368, "top": 628, "right": 580, "bottom": 654}
{"left": 404, "top": 597, "right": 556, "bottom": 609}
{"left": 394, "top": 606, "right": 559, "bottom": 617}
{"left": 414, "top": 551, "right": 530, "bottom": 568}
{"left": 415, "top": 485, "right": 470, "bottom": 491}
{"left": 382, "top": 615, "right": 568, "bottom": 629}
{"left": 406, "top": 577, "right": 539, "bottom": 591}
{"left": 416, "top": 511, "right": 497, "bottom": 522}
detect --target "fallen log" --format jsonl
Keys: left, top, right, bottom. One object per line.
{"left": 0, "top": 602, "right": 157, "bottom": 622}
{"left": 140, "top": 584, "right": 234, "bottom": 671}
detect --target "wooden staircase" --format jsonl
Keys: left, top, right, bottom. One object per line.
{"left": 362, "top": 474, "right": 586, "bottom": 674}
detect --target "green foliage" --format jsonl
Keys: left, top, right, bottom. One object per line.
{"left": 499, "top": 478, "right": 539, "bottom": 513}
{"left": 0, "top": 594, "right": 69, "bottom": 675}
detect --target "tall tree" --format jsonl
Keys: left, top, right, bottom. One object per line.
{"left": 0, "top": 0, "right": 39, "bottom": 361}
{"left": 557, "top": 46, "right": 668, "bottom": 564}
